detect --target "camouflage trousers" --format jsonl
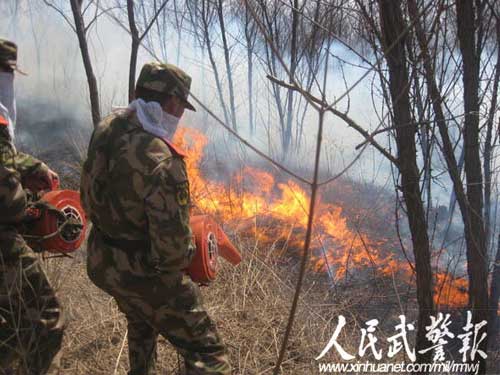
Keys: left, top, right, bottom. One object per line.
{"left": 87, "top": 229, "right": 231, "bottom": 375}
{"left": 0, "top": 234, "right": 65, "bottom": 375}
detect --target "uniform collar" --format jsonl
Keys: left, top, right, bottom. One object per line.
{"left": 162, "top": 138, "right": 187, "bottom": 158}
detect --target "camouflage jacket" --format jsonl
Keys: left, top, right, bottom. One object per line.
{"left": 0, "top": 134, "right": 26, "bottom": 227}
{"left": 80, "top": 111, "right": 195, "bottom": 274}
{"left": 0, "top": 120, "right": 50, "bottom": 258}
{"left": 0, "top": 126, "right": 51, "bottom": 180}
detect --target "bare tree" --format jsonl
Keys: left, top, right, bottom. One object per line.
{"left": 216, "top": 0, "right": 237, "bottom": 130}
{"left": 456, "top": 2, "right": 490, "bottom": 370}
{"left": 70, "top": 0, "right": 101, "bottom": 127}
{"left": 283, "top": 0, "right": 300, "bottom": 156}
{"left": 126, "top": 0, "right": 140, "bottom": 102}
{"left": 360, "top": 0, "right": 497, "bottom": 370}
{"left": 491, "top": 231, "right": 500, "bottom": 350}
{"left": 186, "top": 0, "right": 233, "bottom": 129}
{"left": 482, "top": 0, "right": 500, "bottom": 353}
{"left": 42, "top": 0, "right": 103, "bottom": 127}
{"left": 375, "top": 0, "right": 434, "bottom": 363}
{"left": 242, "top": 2, "right": 258, "bottom": 134}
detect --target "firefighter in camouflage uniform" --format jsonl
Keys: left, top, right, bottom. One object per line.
{"left": 80, "top": 62, "right": 231, "bottom": 375}
{"left": 0, "top": 39, "right": 65, "bottom": 375}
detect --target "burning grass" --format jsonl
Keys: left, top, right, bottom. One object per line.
{"left": 174, "top": 127, "right": 470, "bottom": 309}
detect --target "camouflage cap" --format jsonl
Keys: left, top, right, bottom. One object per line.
{"left": 0, "top": 38, "right": 19, "bottom": 71}
{"left": 136, "top": 62, "right": 196, "bottom": 111}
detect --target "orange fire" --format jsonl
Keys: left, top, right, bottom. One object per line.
{"left": 175, "top": 127, "right": 469, "bottom": 308}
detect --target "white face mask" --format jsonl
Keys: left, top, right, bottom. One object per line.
{"left": 128, "top": 98, "right": 180, "bottom": 141}
{"left": 162, "top": 111, "right": 180, "bottom": 139}
{"left": 0, "top": 72, "right": 16, "bottom": 139}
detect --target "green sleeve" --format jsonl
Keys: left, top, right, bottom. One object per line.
{"left": 0, "top": 140, "right": 27, "bottom": 224}
{"left": 12, "top": 151, "right": 50, "bottom": 179}
{"left": 144, "top": 157, "right": 195, "bottom": 273}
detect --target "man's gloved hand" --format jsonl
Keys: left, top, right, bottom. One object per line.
{"left": 23, "top": 167, "right": 59, "bottom": 192}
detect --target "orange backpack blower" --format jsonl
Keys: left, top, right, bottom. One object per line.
{"left": 21, "top": 175, "right": 241, "bottom": 282}
{"left": 187, "top": 214, "right": 242, "bottom": 284}
{"left": 22, "top": 175, "right": 87, "bottom": 254}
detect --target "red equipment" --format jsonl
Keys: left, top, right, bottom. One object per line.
{"left": 25, "top": 190, "right": 87, "bottom": 254}
{"left": 187, "top": 215, "right": 242, "bottom": 284}
{"left": 23, "top": 173, "right": 87, "bottom": 254}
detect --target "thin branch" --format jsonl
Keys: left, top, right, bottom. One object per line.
{"left": 42, "top": 0, "right": 77, "bottom": 32}
{"left": 86, "top": 6, "right": 120, "bottom": 33}
{"left": 139, "top": 0, "right": 170, "bottom": 41}
{"left": 272, "top": 46, "right": 329, "bottom": 375}
{"left": 82, "top": 0, "right": 94, "bottom": 17}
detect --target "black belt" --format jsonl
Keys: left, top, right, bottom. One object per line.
{"left": 94, "top": 227, "right": 150, "bottom": 252}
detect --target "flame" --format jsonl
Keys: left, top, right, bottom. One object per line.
{"left": 174, "top": 127, "right": 469, "bottom": 308}
{"left": 435, "top": 273, "right": 468, "bottom": 307}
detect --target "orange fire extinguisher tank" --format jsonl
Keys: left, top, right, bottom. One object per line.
{"left": 187, "top": 215, "right": 242, "bottom": 284}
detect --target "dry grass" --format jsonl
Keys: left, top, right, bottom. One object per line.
{"left": 39, "top": 232, "right": 376, "bottom": 375}
{"left": 38, "top": 229, "right": 500, "bottom": 374}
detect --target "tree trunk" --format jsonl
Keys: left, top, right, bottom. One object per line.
{"left": 201, "top": 0, "right": 231, "bottom": 128}
{"left": 247, "top": 44, "right": 254, "bottom": 134}
{"left": 176, "top": 27, "right": 182, "bottom": 65}
{"left": 408, "top": 0, "right": 479, "bottom": 303}
{"left": 490, "top": 233, "right": 500, "bottom": 350}
{"left": 70, "top": 0, "right": 100, "bottom": 127}
{"left": 456, "top": 2, "right": 489, "bottom": 372}
{"left": 258, "top": 2, "right": 287, "bottom": 157}
{"left": 127, "top": 0, "right": 140, "bottom": 103}
{"left": 244, "top": 8, "right": 255, "bottom": 135}
{"left": 378, "top": 0, "right": 434, "bottom": 365}
{"left": 217, "top": 0, "right": 237, "bottom": 130}
{"left": 483, "top": 22, "right": 500, "bottom": 251}
{"left": 284, "top": 0, "right": 299, "bottom": 155}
